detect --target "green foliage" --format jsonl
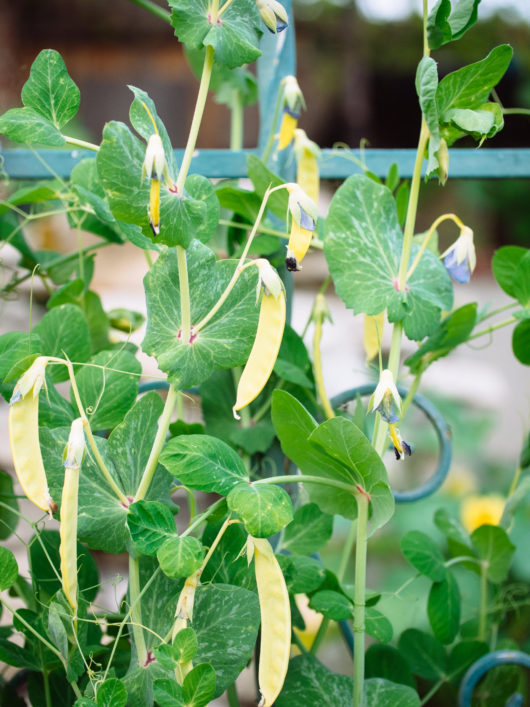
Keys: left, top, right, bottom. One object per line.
{"left": 157, "top": 536, "right": 204, "bottom": 578}
{"left": 127, "top": 500, "right": 177, "bottom": 556}
{"left": 227, "top": 482, "right": 293, "bottom": 537}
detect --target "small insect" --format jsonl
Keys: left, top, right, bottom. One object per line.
{"left": 8, "top": 357, "right": 56, "bottom": 514}
{"left": 248, "top": 537, "right": 291, "bottom": 707}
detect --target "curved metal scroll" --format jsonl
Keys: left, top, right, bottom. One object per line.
{"left": 330, "top": 384, "right": 452, "bottom": 503}
{"left": 458, "top": 650, "right": 530, "bottom": 707}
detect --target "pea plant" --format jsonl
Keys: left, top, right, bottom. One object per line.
{"left": 0, "top": 1, "right": 529, "bottom": 706}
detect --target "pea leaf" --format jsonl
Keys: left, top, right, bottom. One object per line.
{"left": 201, "top": 521, "right": 255, "bottom": 590}
{"left": 182, "top": 663, "right": 216, "bottom": 707}
{"left": 0, "top": 547, "right": 18, "bottom": 591}
{"left": 227, "top": 482, "right": 293, "bottom": 537}
{"left": 33, "top": 304, "right": 92, "bottom": 383}
{"left": 21, "top": 49, "right": 80, "bottom": 128}
{"left": 366, "top": 607, "right": 394, "bottom": 643}
{"left": 282, "top": 503, "right": 333, "bottom": 555}
{"left": 0, "top": 333, "right": 43, "bottom": 401}
{"left": 0, "top": 107, "right": 65, "bottom": 146}
{"left": 400, "top": 530, "right": 447, "bottom": 581}
{"left": 398, "top": 629, "right": 447, "bottom": 681}
{"left": 127, "top": 500, "right": 178, "bottom": 556}
{"left": 247, "top": 154, "right": 288, "bottom": 220}
{"left": 428, "top": 573, "right": 460, "bottom": 644}
{"left": 142, "top": 241, "right": 259, "bottom": 389}
{"left": 72, "top": 349, "right": 141, "bottom": 431}
{"left": 513, "top": 251, "right": 530, "bottom": 307}
{"left": 365, "top": 644, "right": 416, "bottom": 688}
{"left": 160, "top": 434, "right": 248, "bottom": 495}
{"left": 272, "top": 390, "right": 358, "bottom": 519}
{"left": 96, "top": 678, "right": 127, "bottom": 707}
{"left": 416, "top": 56, "right": 441, "bottom": 174}
{"left": 405, "top": 303, "right": 477, "bottom": 374}
{"left": 363, "top": 679, "right": 421, "bottom": 707}
{"left": 157, "top": 536, "right": 204, "bottom": 579}
{"left": 434, "top": 508, "right": 474, "bottom": 558}
{"left": 0, "top": 469, "right": 19, "bottom": 540}
{"left": 281, "top": 554, "right": 326, "bottom": 594}
{"left": 193, "top": 583, "right": 260, "bottom": 697}
{"left": 173, "top": 627, "right": 198, "bottom": 663}
{"left": 325, "top": 175, "right": 453, "bottom": 340}
{"left": 308, "top": 416, "right": 394, "bottom": 534}
{"left": 427, "top": 0, "right": 480, "bottom": 50}
{"left": 169, "top": 0, "right": 262, "bottom": 70}
{"left": 492, "top": 245, "right": 528, "bottom": 297}
{"left": 309, "top": 590, "right": 352, "bottom": 621}
{"left": 512, "top": 319, "right": 530, "bottom": 365}
{"left": 276, "top": 654, "right": 353, "bottom": 706}
{"left": 138, "top": 556, "right": 184, "bottom": 649}
{"left": 128, "top": 86, "right": 178, "bottom": 177}
{"left": 447, "top": 640, "right": 488, "bottom": 682}
{"left": 470, "top": 524, "right": 515, "bottom": 583}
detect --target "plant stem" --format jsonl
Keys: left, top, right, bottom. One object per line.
{"left": 468, "top": 317, "right": 518, "bottom": 341}
{"left": 135, "top": 385, "right": 178, "bottom": 501}
{"left": 127, "top": 0, "right": 171, "bottom": 22}
{"left": 400, "top": 370, "right": 423, "bottom": 418}
{"left": 129, "top": 555, "right": 148, "bottom": 667}
{"left": 405, "top": 212, "right": 464, "bottom": 281}
{"left": 177, "top": 246, "right": 191, "bottom": 343}
{"left": 478, "top": 562, "right": 488, "bottom": 641}
{"left": 313, "top": 296, "right": 335, "bottom": 421}
{"left": 230, "top": 89, "right": 244, "bottom": 151}
{"left": 353, "top": 491, "right": 369, "bottom": 707}
{"left": 175, "top": 45, "right": 215, "bottom": 193}
{"left": 254, "top": 474, "right": 357, "bottom": 496}
{"left": 61, "top": 135, "right": 100, "bottom": 153}
{"left": 66, "top": 361, "right": 129, "bottom": 505}
{"left": 226, "top": 682, "right": 241, "bottom": 707}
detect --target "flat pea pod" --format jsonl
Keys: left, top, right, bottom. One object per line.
{"left": 297, "top": 148, "right": 319, "bottom": 205}
{"left": 363, "top": 312, "right": 384, "bottom": 362}
{"left": 8, "top": 357, "right": 56, "bottom": 513}
{"left": 278, "top": 110, "right": 298, "bottom": 150}
{"left": 149, "top": 178, "right": 161, "bottom": 236}
{"left": 285, "top": 221, "right": 313, "bottom": 272}
{"left": 233, "top": 286, "right": 286, "bottom": 419}
{"left": 60, "top": 418, "right": 85, "bottom": 614}
{"left": 251, "top": 537, "right": 291, "bottom": 707}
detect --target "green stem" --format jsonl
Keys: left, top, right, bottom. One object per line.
{"left": 181, "top": 497, "right": 226, "bottom": 538}
{"left": 40, "top": 652, "right": 52, "bottom": 707}
{"left": 255, "top": 474, "right": 357, "bottom": 496}
{"left": 502, "top": 107, "right": 530, "bottom": 116}
{"left": 468, "top": 317, "right": 518, "bottom": 341}
{"left": 226, "top": 682, "right": 241, "bottom": 707}
{"left": 175, "top": 45, "right": 215, "bottom": 193}
{"left": 135, "top": 385, "right": 179, "bottom": 501}
{"left": 177, "top": 246, "right": 192, "bottom": 343}
{"left": 405, "top": 212, "right": 464, "bottom": 281}
{"left": 127, "top": 0, "right": 171, "bottom": 22}
{"left": 0, "top": 596, "right": 64, "bottom": 663}
{"left": 218, "top": 219, "right": 324, "bottom": 249}
{"left": 230, "top": 89, "right": 244, "bottom": 151}
{"left": 478, "top": 563, "right": 488, "bottom": 641}
{"left": 353, "top": 492, "right": 370, "bottom": 707}
{"left": 66, "top": 362, "right": 129, "bottom": 505}
{"left": 61, "top": 135, "right": 100, "bottom": 153}
{"left": 482, "top": 301, "right": 518, "bottom": 321}
{"left": 400, "top": 370, "right": 423, "bottom": 418}
{"left": 129, "top": 555, "right": 148, "bottom": 667}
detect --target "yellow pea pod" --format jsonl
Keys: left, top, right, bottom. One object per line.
{"left": 363, "top": 312, "right": 384, "bottom": 362}
{"left": 297, "top": 148, "right": 319, "bottom": 205}
{"left": 8, "top": 358, "right": 56, "bottom": 514}
{"left": 149, "top": 178, "right": 161, "bottom": 236}
{"left": 233, "top": 288, "right": 286, "bottom": 419}
{"left": 278, "top": 111, "right": 298, "bottom": 150}
{"left": 285, "top": 221, "right": 313, "bottom": 272}
{"left": 251, "top": 537, "right": 291, "bottom": 707}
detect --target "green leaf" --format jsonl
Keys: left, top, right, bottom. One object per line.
{"left": 276, "top": 654, "right": 353, "bottom": 706}
{"left": 182, "top": 663, "right": 216, "bottom": 707}
{"left": 512, "top": 319, "right": 530, "bottom": 365}
{"left": 123, "top": 662, "right": 170, "bottom": 707}
{"left": 152, "top": 680, "right": 185, "bottom": 707}
{"left": 0, "top": 469, "right": 19, "bottom": 540}
{"left": 143, "top": 242, "right": 259, "bottom": 389}
{"left": 128, "top": 86, "right": 178, "bottom": 177}
{"left": 282, "top": 503, "right": 333, "bottom": 555}
{"left": 247, "top": 154, "right": 288, "bottom": 221}
{"left": 0, "top": 547, "right": 18, "bottom": 591}
{"left": 96, "top": 679, "right": 127, "bottom": 707}
{"left": 173, "top": 627, "right": 198, "bottom": 663}
{"left": 428, "top": 573, "right": 460, "bottom": 644}
{"left": 400, "top": 531, "right": 447, "bottom": 581}
{"left": 470, "top": 524, "right": 515, "bottom": 583}
{"left": 127, "top": 500, "right": 177, "bottom": 556}
{"left": 28, "top": 529, "right": 99, "bottom": 602}
{"left": 72, "top": 349, "right": 141, "bottom": 430}
{"left": 398, "top": 629, "right": 447, "bottom": 681}
{"left": 309, "top": 590, "right": 352, "bottom": 621}
{"left": 216, "top": 184, "right": 261, "bottom": 222}
{"left": 492, "top": 245, "right": 528, "bottom": 297}
{"left": 364, "top": 679, "right": 420, "bottom": 707}
{"left": 33, "top": 304, "right": 91, "bottom": 383}
{"left": 433, "top": 508, "right": 473, "bottom": 557}
{"left": 405, "top": 303, "right": 477, "bottom": 373}
{"left": 0, "top": 639, "right": 40, "bottom": 670}
{"left": 272, "top": 390, "right": 357, "bottom": 519}
{"left": 157, "top": 536, "right": 204, "bottom": 578}
{"left": 138, "top": 556, "right": 184, "bottom": 649}
{"left": 193, "top": 583, "right": 260, "bottom": 697}
{"left": 0, "top": 333, "right": 43, "bottom": 401}
{"left": 427, "top": 0, "right": 480, "bottom": 50}
{"left": 201, "top": 521, "right": 255, "bottom": 589}
{"left": 21, "top": 49, "right": 80, "bottom": 128}
{"left": 281, "top": 554, "right": 326, "bottom": 594}
{"left": 365, "top": 644, "right": 416, "bottom": 688}
{"left": 160, "top": 434, "right": 248, "bottom": 495}
{"left": 365, "top": 607, "right": 393, "bottom": 643}
{"left": 447, "top": 640, "right": 488, "bottom": 682}
{"left": 308, "top": 416, "right": 394, "bottom": 534}
{"left": 436, "top": 45, "right": 513, "bottom": 126}
{"left": 47, "top": 602, "right": 68, "bottom": 659}
{"left": 227, "top": 482, "right": 293, "bottom": 537}
{"left": 229, "top": 422, "right": 276, "bottom": 455}
{"left": 169, "top": 0, "right": 262, "bottom": 69}
{"left": 513, "top": 251, "right": 530, "bottom": 307}
{"left": 416, "top": 56, "right": 440, "bottom": 173}
{"left": 325, "top": 175, "right": 453, "bottom": 340}
{"left": 0, "top": 107, "right": 65, "bottom": 146}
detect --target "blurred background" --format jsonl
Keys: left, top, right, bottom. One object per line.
{"left": 1, "top": 1, "right": 529, "bottom": 704}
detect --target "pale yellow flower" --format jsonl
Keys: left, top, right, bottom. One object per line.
{"left": 461, "top": 494, "right": 505, "bottom": 533}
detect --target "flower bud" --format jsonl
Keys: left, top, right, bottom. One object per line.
{"left": 256, "top": 0, "right": 288, "bottom": 34}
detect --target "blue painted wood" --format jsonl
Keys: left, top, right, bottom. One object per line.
{"left": 2, "top": 147, "right": 530, "bottom": 181}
